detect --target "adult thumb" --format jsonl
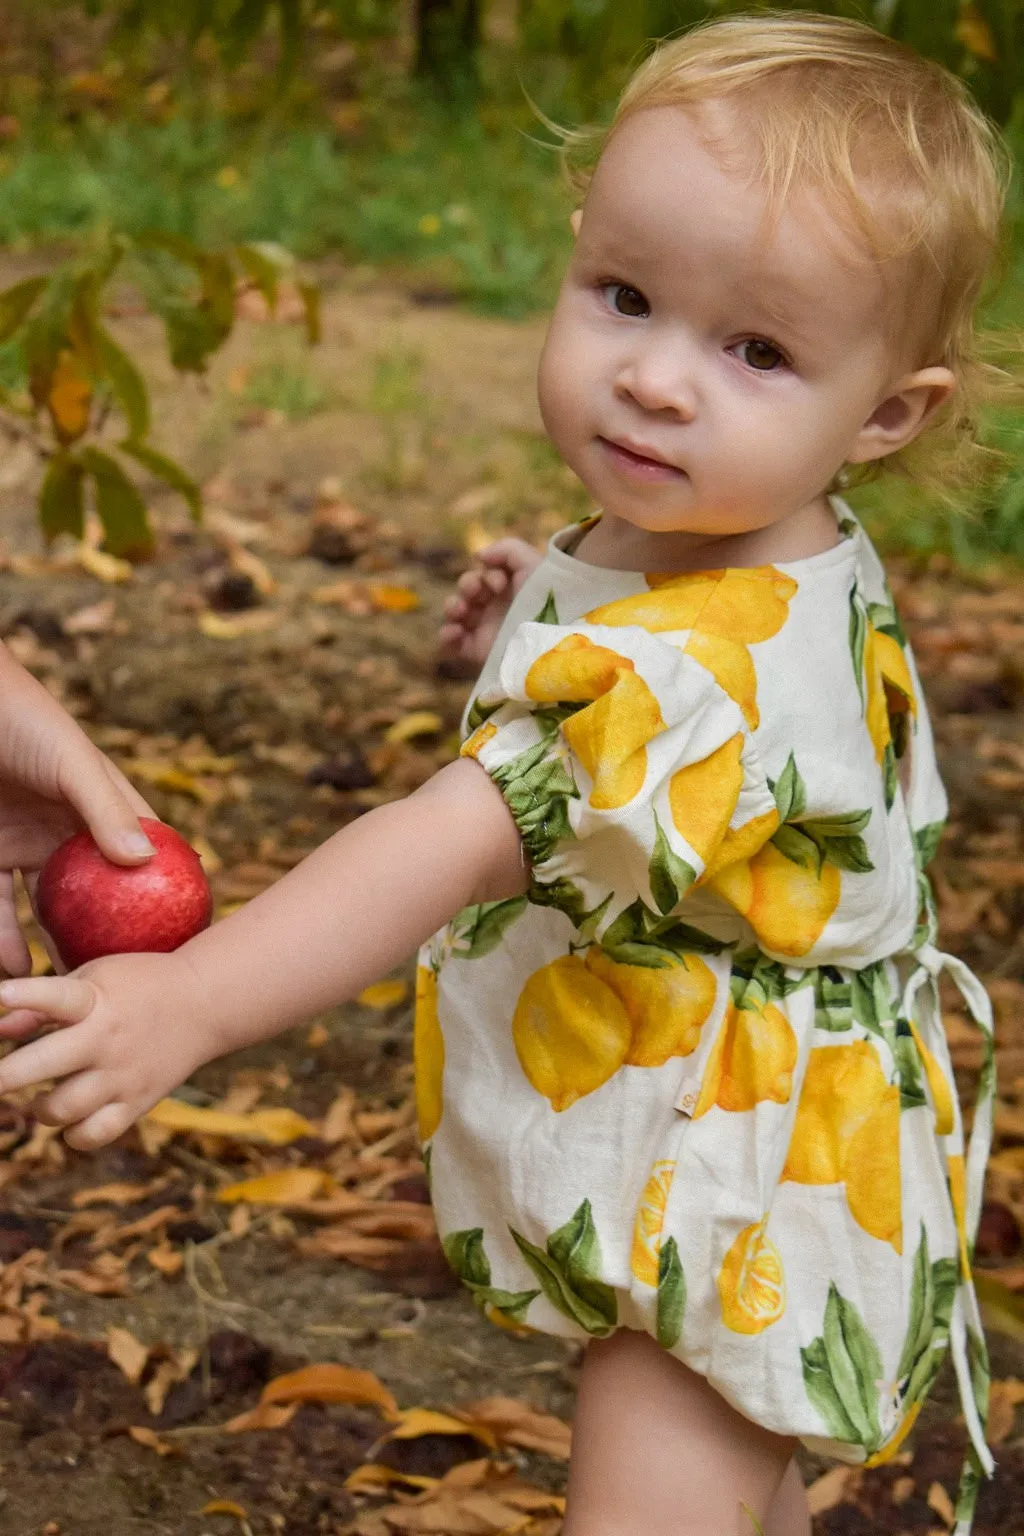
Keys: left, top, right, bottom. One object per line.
{"left": 62, "top": 756, "right": 157, "bottom": 865}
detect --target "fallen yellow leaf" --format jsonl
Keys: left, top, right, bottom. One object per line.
{"left": 224, "top": 1401, "right": 299, "bottom": 1433}
{"left": 357, "top": 979, "right": 409, "bottom": 1009}
{"left": 386, "top": 1407, "right": 498, "bottom": 1448}
{"left": 260, "top": 1363, "right": 399, "bottom": 1415}
{"left": 216, "top": 1169, "right": 332, "bottom": 1205}
{"left": 78, "top": 544, "right": 134, "bottom": 584}
{"left": 199, "top": 1501, "right": 248, "bottom": 1519}
{"left": 143, "top": 1099, "right": 314, "bottom": 1146}
{"left": 368, "top": 583, "right": 419, "bottom": 612}
{"left": 344, "top": 1464, "right": 439, "bottom": 1493}
{"left": 106, "top": 1326, "right": 150, "bottom": 1386}
{"left": 127, "top": 1426, "right": 179, "bottom": 1456}
{"left": 199, "top": 609, "right": 280, "bottom": 639}
{"left": 385, "top": 712, "right": 444, "bottom": 744}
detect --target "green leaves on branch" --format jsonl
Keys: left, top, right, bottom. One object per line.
{"left": 0, "top": 233, "right": 317, "bottom": 557}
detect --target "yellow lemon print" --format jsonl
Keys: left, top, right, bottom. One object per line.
{"left": 414, "top": 965, "right": 445, "bottom": 1142}
{"left": 864, "top": 625, "right": 917, "bottom": 764}
{"left": 693, "top": 999, "right": 797, "bottom": 1117}
{"left": 782, "top": 1040, "right": 890, "bottom": 1186}
{"left": 525, "top": 634, "right": 636, "bottom": 703}
{"left": 718, "top": 1216, "right": 786, "bottom": 1334}
{"left": 585, "top": 946, "right": 716, "bottom": 1067}
{"left": 844, "top": 1084, "right": 903, "bottom": 1252}
{"left": 461, "top": 719, "right": 497, "bottom": 759}
{"left": 864, "top": 1401, "right": 923, "bottom": 1467}
{"left": 586, "top": 568, "right": 796, "bottom": 732}
{"left": 512, "top": 954, "right": 632, "bottom": 1112}
{"left": 947, "top": 1153, "right": 971, "bottom": 1279}
{"left": 702, "top": 808, "right": 780, "bottom": 883}
{"left": 710, "top": 841, "right": 841, "bottom": 958}
{"left": 668, "top": 733, "right": 746, "bottom": 865}
{"left": 907, "top": 1017, "right": 955, "bottom": 1136}
{"left": 632, "top": 1160, "right": 675, "bottom": 1287}
{"left": 563, "top": 666, "right": 664, "bottom": 810}
{"left": 683, "top": 629, "right": 761, "bottom": 729}
{"left": 587, "top": 567, "right": 797, "bottom": 644}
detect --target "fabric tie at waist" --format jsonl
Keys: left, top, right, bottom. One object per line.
{"left": 901, "top": 944, "right": 996, "bottom": 1533}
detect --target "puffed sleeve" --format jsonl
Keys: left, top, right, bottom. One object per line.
{"left": 461, "top": 622, "right": 778, "bottom": 928}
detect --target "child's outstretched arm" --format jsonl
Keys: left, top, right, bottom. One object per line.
{"left": 0, "top": 759, "right": 527, "bottom": 1150}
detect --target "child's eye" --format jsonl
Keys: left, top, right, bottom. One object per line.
{"left": 735, "top": 338, "right": 788, "bottom": 372}
{"left": 601, "top": 283, "right": 649, "bottom": 318}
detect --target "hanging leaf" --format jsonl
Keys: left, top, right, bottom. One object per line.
{"left": 47, "top": 348, "right": 93, "bottom": 445}
{"left": 119, "top": 440, "right": 202, "bottom": 521}
{"left": 97, "top": 326, "right": 150, "bottom": 441}
{"left": 0, "top": 274, "right": 47, "bottom": 345}
{"left": 79, "top": 446, "right": 153, "bottom": 558}
{"left": 39, "top": 452, "right": 86, "bottom": 542}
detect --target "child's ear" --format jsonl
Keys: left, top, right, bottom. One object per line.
{"left": 846, "top": 367, "right": 956, "bottom": 463}
{"left": 570, "top": 208, "right": 583, "bottom": 237}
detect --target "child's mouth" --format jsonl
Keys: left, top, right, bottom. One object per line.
{"left": 599, "top": 437, "right": 684, "bottom": 482}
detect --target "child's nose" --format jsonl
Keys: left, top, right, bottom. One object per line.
{"left": 614, "top": 345, "right": 696, "bottom": 420}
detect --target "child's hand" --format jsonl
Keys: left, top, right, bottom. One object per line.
{"left": 0, "top": 951, "right": 210, "bottom": 1151}
{"left": 438, "top": 537, "right": 543, "bottom": 676}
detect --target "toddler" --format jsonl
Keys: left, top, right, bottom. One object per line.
{"left": 0, "top": 14, "right": 1011, "bottom": 1534}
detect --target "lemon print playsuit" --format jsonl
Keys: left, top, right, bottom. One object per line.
{"left": 416, "top": 502, "right": 995, "bottom": 1531}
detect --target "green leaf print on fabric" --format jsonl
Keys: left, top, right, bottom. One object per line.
{"left": 767, "top": 754, "right": 875, "bottom": 876}
{"left": 656, "top": 1236, "right": 686, "bottom": 1350}
{"left": 534, "top": 590, "right": 559, "bottom": 624}
{"left": 848, "top": 586, "right": 868, "bottom": 708}
{"left": 966, "top": 1324, "right": 991, "bottom": 1432}
{"left": 510, "top": 1199, "right": 618, "bottom": 1337}
{"left": 491, "top": 730, "right": 579, "bottom": 865}
{"left": 914, "top": 822, "right": 945, "bottom": 870}
{"left": 451, "top": 897, "right": 528, "bottom": 959}
{"left": 649, "top": 813, "right": 697, "bottom": 915}
{"left": 802, "top": 1283, "right": 884, "bottom": 1449}
{"left": 442, "top": 1227, "right": 540, "bottom": 1324}
{"left": 813, "top": 968, "right": 854, "bottom": 1032}
{"left": 600, "top": 896, "right": 726, "bottom": 966}
{"left": 528, "top": 876, "right": 610, "bottom": 933}
{"left": 895, "top": 1227, "right": 958, "bottom": 1411}
{"left": 465, "top": 694, "right": 503, "bottom": 733}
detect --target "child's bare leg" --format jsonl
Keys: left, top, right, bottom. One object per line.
{"left": 438, "top": 537, "right": 542, "bottom": 675}
{"left": 764, "top": 1458, "right": 811, "bottom": 1536}
{"left": 563, "top": 1329, "right": 798, "bottom": 1536}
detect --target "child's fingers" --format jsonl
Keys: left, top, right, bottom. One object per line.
{"left": 0, "top": 1008, "right": 51, "bottom": 1040}
{"left": 64, "top": 1100, "right": 133, "bottom": 1152}
{"left": 33, "top": 1068, "right": 108, "bottom": 1128}
{"left": 0, "top": 976, "right": 95, "bottom": 1024}
{"left": 0, "top": 1015, "right": 96, "bottom": 1096}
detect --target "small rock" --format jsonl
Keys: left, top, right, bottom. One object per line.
{"left": 206, "top": 571, "right": 260, "bottom": 611}
{"left": 306, "top": 749, "right": 376, "bottom": 791}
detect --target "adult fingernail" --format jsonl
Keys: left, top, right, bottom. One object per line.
{"left": 123, "top": 832, "right": 156, "bottom": 857}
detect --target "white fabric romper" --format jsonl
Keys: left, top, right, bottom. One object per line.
{"left": 415, "top": 502, "right": 995, "bottom": 1530}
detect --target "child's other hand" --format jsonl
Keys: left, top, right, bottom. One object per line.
{"left": 438, "top": 537, "right": 543, "bottom": 677}
{"left": 0, "top": 952, "right": 209, "bottom": 1151}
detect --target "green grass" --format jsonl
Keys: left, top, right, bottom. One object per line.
{"left": 0, "top": 74, "right": 1019, "bottom": 564}
{"left": 0, "top": 96, "right": 574, "bottom": 318}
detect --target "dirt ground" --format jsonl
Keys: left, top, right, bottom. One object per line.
{"left": 0, "top": 260, "right": 1023, "bottom": 1535}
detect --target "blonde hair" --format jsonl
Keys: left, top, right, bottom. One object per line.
{"left": 546, "top": 11, "right": 1017, "bottom": 497}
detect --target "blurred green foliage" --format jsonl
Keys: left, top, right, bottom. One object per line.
{"left": 0, "top": 0, "right": 1017, "bottom": 562}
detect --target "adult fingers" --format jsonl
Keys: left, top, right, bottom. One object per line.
{"left": 56, "top": 749, "right": 157, "bottom": 866}
{"left": 0, "top": 871, "right": 31, "bottom": 978}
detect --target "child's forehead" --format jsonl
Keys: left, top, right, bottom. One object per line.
{"left": 581, "top": 108, "right": 885, "bottom": 312}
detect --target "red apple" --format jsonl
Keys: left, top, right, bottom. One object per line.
{"left": 36, "top": 819, "right": 213, "bottom": 971}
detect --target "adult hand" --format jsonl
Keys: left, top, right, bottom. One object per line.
{"left": 0, "top": 643, "right": 156, "bottom": 975}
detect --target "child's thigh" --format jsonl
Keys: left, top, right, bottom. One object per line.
{"left": 563, "top": 1328, "right": 796, "bottom": 1536}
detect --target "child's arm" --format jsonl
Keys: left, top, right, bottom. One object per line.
{"left": 0, "top": 758, "right": 527, "bottom": 1149}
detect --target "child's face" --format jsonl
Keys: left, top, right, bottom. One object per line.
{"left": 537, "top": 106, "right": 930, "bottom": 539}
